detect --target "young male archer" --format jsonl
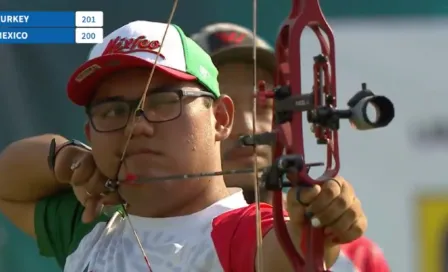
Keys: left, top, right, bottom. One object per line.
{"left": 0, "top": 20, "right": 366, "bottom": 271}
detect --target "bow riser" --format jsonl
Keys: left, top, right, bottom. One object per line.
{"left": 258, "top": 0, "right": 395, "bottom": 270}
{"left": 268, "top": 0, "right": 338, "bottom": 270}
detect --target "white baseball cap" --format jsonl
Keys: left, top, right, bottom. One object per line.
{"left": 67, "top": 20, "right": 220, "bottom": 106}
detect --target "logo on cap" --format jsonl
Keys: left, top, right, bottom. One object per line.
{"left": 207, "top": 31, "right": 251, "bottom": 53}
{"left": 75, "top": 64, "right": 101, "bottom": 83}
{"left": 102, "top": 35, "right": 165, "bottom": 58}
{"left": 215, "top": 32, "right": 247, "bottom": 44}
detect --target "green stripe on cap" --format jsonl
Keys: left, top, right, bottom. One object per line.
{"left": 173, "top": 25, "right": 220, "bottom": 98}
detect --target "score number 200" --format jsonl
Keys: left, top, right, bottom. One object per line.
{"left": 75, "top": 28, "right": 103, "bottom": 44}
{"left": 81, "top": 32, "right": 96, "bottom": 40}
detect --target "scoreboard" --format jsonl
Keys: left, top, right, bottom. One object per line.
{"left": 0, "top": 11, "right": 103, "bottom": 44}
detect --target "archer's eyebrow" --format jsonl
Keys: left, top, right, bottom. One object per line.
{"left": 148, "top": 84, "right": 186, "bottom": 93}
{"left": 89, "top": 84, "right": 188, "bottom": 105}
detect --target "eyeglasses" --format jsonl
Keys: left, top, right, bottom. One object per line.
{"left": 86, "top": 88, "right": 215, "bottom": 132}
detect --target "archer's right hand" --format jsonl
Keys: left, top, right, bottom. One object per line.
{"left": 53, "top": 145, "right": 123, "bottom": 223}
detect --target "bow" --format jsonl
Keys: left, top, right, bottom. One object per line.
{"left": 238, "top": 0, "right": 395, "bottom": 271}
{"left": 103, "top": 0, "right": 395, "bottom": 271}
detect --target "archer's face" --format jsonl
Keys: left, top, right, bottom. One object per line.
{"left": 85, "top": 68, "right": 233, "bottom": 209}
{"left": 218, "top": 62, "right": 274, "bottom": 190}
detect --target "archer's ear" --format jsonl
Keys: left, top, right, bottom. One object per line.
{"left": 213, "top": 95, "right": 234, "bottom": 141}
{"left": 84, "top": 122, "right": 91, "bottom": 142}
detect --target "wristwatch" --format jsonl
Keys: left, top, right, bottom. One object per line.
{"left": 47, "top": 138, "right": 92, "bottom": 172}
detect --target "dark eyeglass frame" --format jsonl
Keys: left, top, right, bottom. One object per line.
{"left": 85, "top": 88, "right": 216, "bottom": 133}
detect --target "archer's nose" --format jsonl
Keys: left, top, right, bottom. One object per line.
{"left": 125, "top": 115, "right": 155, "bottom": 138}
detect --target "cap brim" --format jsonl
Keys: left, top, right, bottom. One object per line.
{"left": 67, "top": 54, "right": 197, "bottom": 106}
{"left": 211, "top": 46, "right": 276, "bottom": 72}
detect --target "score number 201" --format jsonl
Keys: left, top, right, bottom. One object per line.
{"left": 81, "top": 16, "right": 96, "bottom": 24}
{"left": 75, "top": 11, "right": 103, "bottom": 27}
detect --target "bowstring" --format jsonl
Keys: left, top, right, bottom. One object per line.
{"left": 115, "top": 1, "right": 179, "bottom": 271}
{"left": 252, "top": 0, "right": 264, "bottom": 271}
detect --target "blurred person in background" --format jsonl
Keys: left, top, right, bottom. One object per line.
{"left": 191, "top": 22, "right": 391, "bottom": 272}
{"left": 191, "top": 23, "right": 277, "bottom": 205}
{"left": 0, "top": 20, "right": 368, "bottom": 271}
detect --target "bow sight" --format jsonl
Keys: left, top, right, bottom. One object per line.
{"left": 239, "top": 55, "right": 395, "bottom": 192}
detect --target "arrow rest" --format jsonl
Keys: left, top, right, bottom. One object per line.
{"left": 260, "top": 156, "right": 324, "bottom": 191}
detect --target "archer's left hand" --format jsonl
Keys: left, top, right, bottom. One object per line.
{"left": 286, "top": 176, "right": 367, "bottom": 244}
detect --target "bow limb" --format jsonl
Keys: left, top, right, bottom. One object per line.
{"left": 103, "top": 1, "right": 180, "bottom": 271}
